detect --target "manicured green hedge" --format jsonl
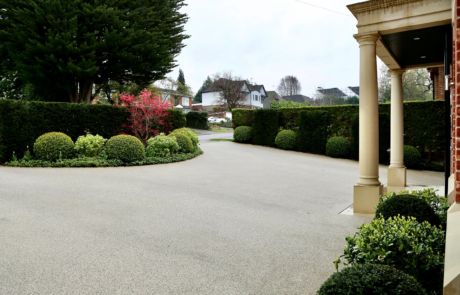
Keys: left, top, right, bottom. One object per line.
{"left": 168, "top": 109, "right": 186, "bottom": 131}
{"left": 232, "top": 109, "right": 253, "bottom": 128}
{"left": 232, "top": 101, "right": 445, "bottom": 164}
{"left": 0, "top": 100, "right": 129, "bottom": 163}
{"left": 252, "top": 109, "right": 279, "bottom": 146}
{"left": 186, "top": 111, "right": 209, "bottom": 130}
{"left": 298, "top": 110, "right": 328, "bottom": 154}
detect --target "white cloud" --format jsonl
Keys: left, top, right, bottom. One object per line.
{"left": 171, "top": 0, "right": 361, "bottom": 97}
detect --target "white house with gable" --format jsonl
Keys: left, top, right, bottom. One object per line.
{"left": 201, "top": 79, "right": 267, "bottom": 112}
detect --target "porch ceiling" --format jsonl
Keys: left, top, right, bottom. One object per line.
{"left": 381, "top": 24, "right": 450, "bottom": 68}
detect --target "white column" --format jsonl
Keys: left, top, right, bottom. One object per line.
{"left": 388, "top": 69, "right": 407, "bottom": 189}
{"left": 353, "top": 32, "right": 383, "bottom": 215}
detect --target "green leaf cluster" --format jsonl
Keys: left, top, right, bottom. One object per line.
{"left": 326, "top": 137, "right": 350, "bottom": 158}
{"left": 185, "top": 111, "right": 209, "bottom": 130}
{"left": 275, "top": 130, "right": 297, "bottom": 150}
{"left": 167, "top": 133, "right": 193, "bottom": 153}
{"left": 298, "top": 110, "right": 328, "bottom": 154}
{"left": 146, "top": 133, "right": 179, "bottom": 157}
{"left": 172, "top": 128, "right": 199, "bottom": 148}
{"left": 232, "top": 109, "right": 253, "bottom": 129}
{"left": 342, "top": 216, "right": 445, "bottom": 294}
{"left": 234, "top": 126, "right": 253, "bottom": 143}
{"left": 404, "top": 145, "right": 422, "bottom": 169}
{"left": 34, "top": 132, "right": 75, "bottom": 161}
{"left": 75, "top": 133, "right": 107, "bottom": 157}
{"left": 104, "top": 135, "right": 145, "bottom": 163}
{"left": 317, "top": 264, "right": 427, "bottom": 295}
{"left": 270, "top": 100, "right": 310, "bottom": 109}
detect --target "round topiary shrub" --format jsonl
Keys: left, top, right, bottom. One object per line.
{"left": 317, "top": 264, "right": 427, "bottom": 295}
{"left": 104, "top": 135, "right": 145, "bottom": 163}
{"left": 75, "top": 133, "right": 107, "bottom": 157}
{"left": 34, "top": 132, "right": 75, "bottom": 161}
{"left": 275, "top": 130, "right": 297, "bottom": 150}
{"left": 343, "top": 216, "right": 445, "bottom": 294}
{"left": 146, "top": 133, "right": 179, "bottom": 157}
{"left": 326, "top": 136, "right": 350, "bottom": 158}
{"left": 375, "top": 194, "right": 440, "bottom": 226}
{"left": 234, "top": 126, "right": 252, "bottom": 143}
{"left": 171, "top": 128, "right": 199, "bottom": 148}
{"left": 168, "top": 133, "right": 193, "bottom": 153}
{"left": 404, "top": 145, "right": 421, "bottom": 169}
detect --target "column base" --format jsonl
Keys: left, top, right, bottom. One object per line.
{"left": 443, "top": 202, "right": 460, "bottom": 294}
{"left": 448, "top": 174, "right": 455, "bottom": 204}
{"left": 387, "top": 167, "right": 406, "bottom": 188}
{"left": 353, "top": 185, "right": 383, "bottom": 215}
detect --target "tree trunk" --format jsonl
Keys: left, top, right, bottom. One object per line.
{"left": 79, "top": 79, "right": 95, "bottom": 104}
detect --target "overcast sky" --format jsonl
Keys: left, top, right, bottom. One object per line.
{"left": 169, "top": 0, "right": 368, "bottom": 98}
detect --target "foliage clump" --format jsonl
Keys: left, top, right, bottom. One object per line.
{"left": 252, "top": 109, "right": 279, "bottom": 146}
{"left": 234, "top": 126, "right": 253, "bottom": 143}
{"left": 342, "top": 216, "right": 445, "bottom": 294}
{"left": 275, "top": 130, "right": 297, "bottom": 150}
{"left": 297, "top": 110, "right": 328, "bottom": 154}
{"left": 75, "top": 133, "right": 107, "bottom": 157}
{"left": 404, "top": 145, "right": 421, "bottom": 169}
{"left": 375, "top": 194, "right": 440, "bottom": 226}
{"left": 325, "top": 137, "right": 350, "bottom": 158}
{"left": 34, "top": 132, "right": 75, "bottom": 161}
{"left": 317, "top": 264, "right": 427, "bottom": 295}
{"left": 171, "top": 128, "right": 199, "bottom": 148}
{"left": 104, "top": 135, "right": 145, "bottom": 163}
{"left": 146, "top": 133, "right": 179, "bottom": 157}
{"left": 168, "top": 133, "right": 193, "bottom": 153}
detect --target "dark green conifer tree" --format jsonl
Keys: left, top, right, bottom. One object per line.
{"left": 193, "top": 76, "right": 213, "bottom": 103}
{"left": 0, "top": 0, "right": 189, "bottom": 103}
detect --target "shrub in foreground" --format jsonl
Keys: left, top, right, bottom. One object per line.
{"left": 146, "top": 133, "right": 179, "bottom": 157}
{"left": 375, "top": 194, "right": 440, "bottom": 226}
{"left": 326, "top": 137, "right": 350, "bottom": 158}
{"left": 171, "top": 128, "right": 199, "bottom": 147}
{"left": 104, "top": 135, "right": 145, "bottom": 163}
{"left": 75, "top": 133, "right": 107, "bottom": 157}
{"left": 342, "top": 216, "right": 445, "bottom": 294}
{"left": 275, "top": 130, "right": 297, "bottom": 150}
{"left": 317, "top": 264, "right": 427, "bottom": 295}
{"left": 234, "top": 126, "right": 253, "bottom": 143}
{"left": 403, "top": 145, "right": 421, "bottom": 169}
{"left": 34, "top": 132, "right": 75, "bottom": 161}
{"left": 168, "top": 133, "right": 193, "bottom": 153}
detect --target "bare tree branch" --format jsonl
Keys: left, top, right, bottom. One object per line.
{"left": 277, "top": 75, "right": 302, "bottom": 96}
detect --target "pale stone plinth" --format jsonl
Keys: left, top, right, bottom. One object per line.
{"left": 448, "top": 174, "right": 455, "bottom": 204}
{"left": 444, "top": 203, "right": 460, "bottom": 295}
{"left": 387, "top": 167, "right": 406, "bottom": 188}
{"left": 353, "top": 185, "right": 383, "bottom": 215}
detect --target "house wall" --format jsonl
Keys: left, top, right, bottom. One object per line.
{"left": 202, "top": 92, "right": 220, "bottom": 106}
{"left": 248, "top": 91, "right": 263, "bottom": 108}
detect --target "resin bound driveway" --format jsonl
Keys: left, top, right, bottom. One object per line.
{"left": 0, "top": 141, "right": 444, "bottom": 294}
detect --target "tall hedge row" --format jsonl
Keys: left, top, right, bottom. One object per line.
{"left": 0, "top": 100, "right": 130, "bottom": 163}
{"left": 186, "top": 111, "right": 209, "bottom": 130}
{"left": 298, "top": 111, "right": 328, "bottom": 154}
{"left": 233, "top": 101, "right": 445, "bottom": 162}
{"left": 252, "top": 109, "right": 279, "bottom": 146}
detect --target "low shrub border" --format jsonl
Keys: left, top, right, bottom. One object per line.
{"left": 4, "top": 148, "right": 203, "bottom": 168}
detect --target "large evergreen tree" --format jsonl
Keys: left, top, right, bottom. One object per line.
{"left": 0, "top": 0, "right": 189, "bottom": 103}
{"left": 193, "top": 76, "right": 212, "bottom": 103}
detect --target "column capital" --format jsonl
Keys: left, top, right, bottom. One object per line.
{"left": 388, "top": 69, "right": 406, "bottom": 76}
{"left": 353, "top": 32, "right": 380, "bottom": 46}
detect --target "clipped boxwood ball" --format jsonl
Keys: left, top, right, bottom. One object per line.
{"left": 326, "top": 136, "right": 350, "bottom": 158}
{"left": 168, "top": 133, "right": 193, "bottom": 153}
{"left": 404, "top": 145, "right": 421, "bottom": 169}
{"left": 171, "top": 128, "right": 199, "bottom": 147}
{"left": 317, "top": 264, "right": 427, "bottom": 295}
{"left": 234, "top": 126, "right": 252, "bottom": 143}
{"left": 275, "top": 130, "right": 296, "bottom": 150}
{"left": 375, "top": 194, "right": 440, "bottom": 226}
{"left": 34, "top": 132, "right": 75, "bottom": 161}
{"left": 104, "top": 135, "right": 145, "bottom": 163}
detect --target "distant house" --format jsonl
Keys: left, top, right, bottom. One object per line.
{"left": 282, "top": 95, "right": 313, "bottom": 105}
{"left": 157, "top": 88, "right": 192, "bottom": 113}
{"left": 263, "top": 91, "right": 282, "bottom": 109}
{"left": 201, "top": 79, "right": 267, "bottom": 112}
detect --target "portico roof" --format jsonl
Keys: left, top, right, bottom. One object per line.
{"left": 347, "top": 0, "right": 452, "bottom": 69}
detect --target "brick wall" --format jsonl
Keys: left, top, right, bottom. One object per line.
{"left": 453, "top": 0, "right": 460, "bottom": 202}
{"left": 431, "top": 67, "right": 445, "bottom": 100}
